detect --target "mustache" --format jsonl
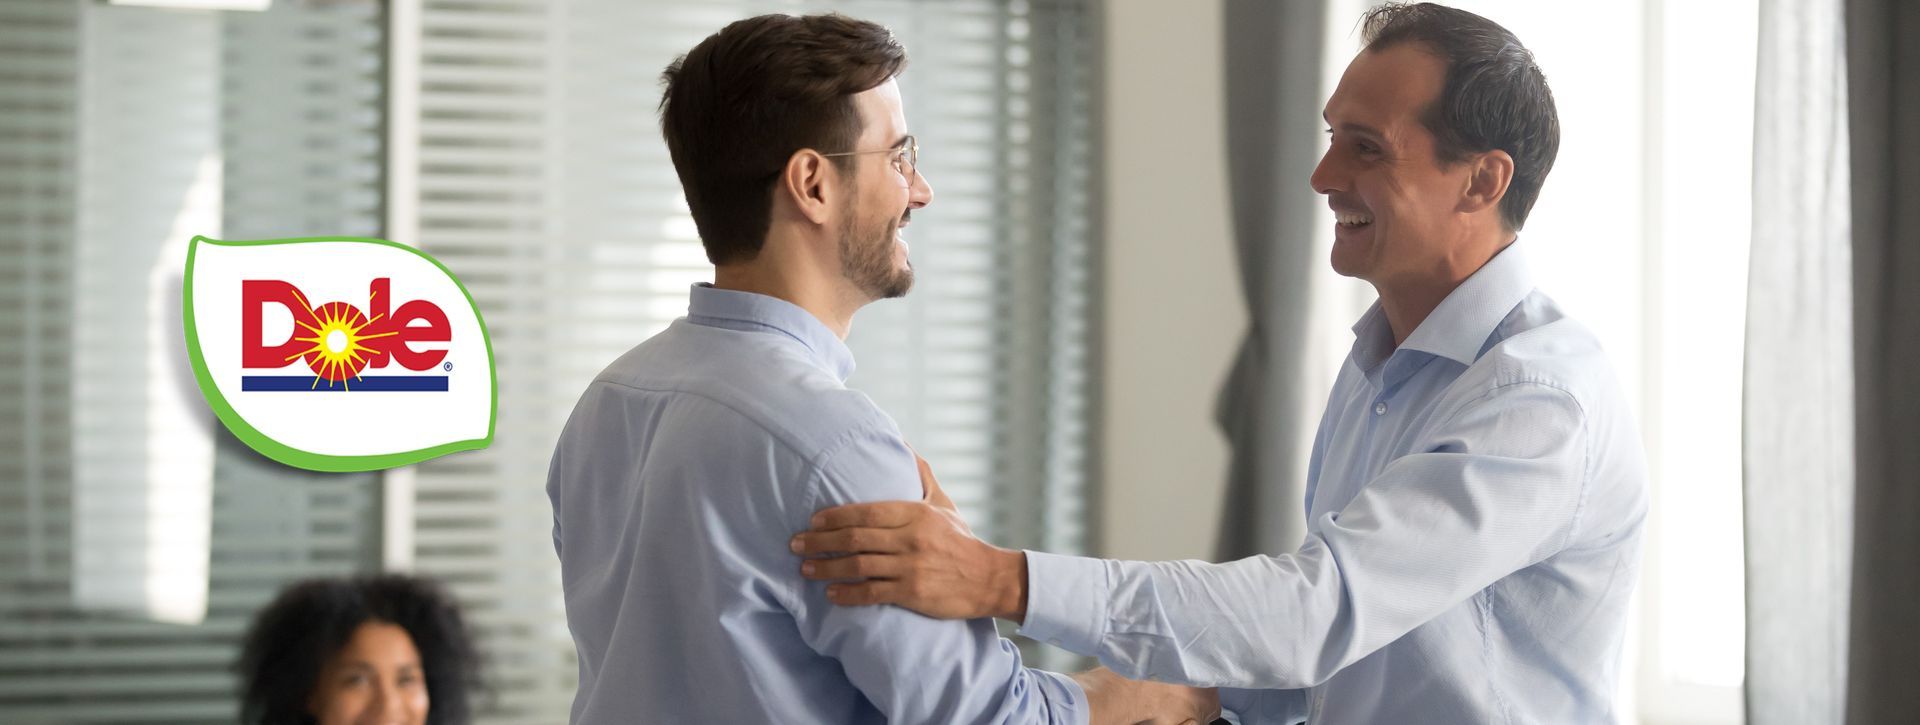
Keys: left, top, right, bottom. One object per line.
{"left": 899, "top": 208, "right": 912, "bottom": 225}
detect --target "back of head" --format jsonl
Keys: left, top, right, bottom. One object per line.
{"left": 1361, "top": 2, "right": 1560, "bottom": 230}
{"left": 658, "top": 13, "right": 908, "bottom": 265}
{"left": 236, "top": 574, "right": 478, "bottom": 725}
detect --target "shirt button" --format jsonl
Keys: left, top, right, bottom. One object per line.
{"left": 1374, "top": 401, "right": 1388, "bottom": 415}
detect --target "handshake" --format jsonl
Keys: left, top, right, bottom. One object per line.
{"left": 1072, "top": 667, "right": 1221, "bottom": 725}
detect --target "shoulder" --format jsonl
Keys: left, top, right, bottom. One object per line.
{"left": 1452, "top": 292, "right": 1623, "bottom": 418}
{"left": 1460, "top": 293, "right": 1650, "bottom": 539}
{"left": 587, "top": 320, "right": 908, "bottom": 474}
{"left": 1418, "top": 292, "right": 1649, "bottom": 502}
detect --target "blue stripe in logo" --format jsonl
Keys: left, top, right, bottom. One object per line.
{"left": 241, "top": 376, "right": 449, "bottom": 392}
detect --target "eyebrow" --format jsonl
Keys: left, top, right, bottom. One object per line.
{"left": 1322, "top": 112, "right": 1387, "bottom": 140}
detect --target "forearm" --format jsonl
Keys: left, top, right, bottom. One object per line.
{"left": 1021, "top": 441, "right": 1588, "bottom": 689}
{"left": 1021, "top": 550, "right": 1354, "bottom": 688}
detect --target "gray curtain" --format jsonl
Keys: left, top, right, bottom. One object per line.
{"left": 1744, "top": 0, "right": 1856, "bottom": 722}
{"left": 1214, "top": 0, "right": 1325, "bottom": 560}
{"left": 1843, "top": 0, "right": 1920, "bottom": 721}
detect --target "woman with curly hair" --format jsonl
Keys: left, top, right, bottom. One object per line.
{"left": 236, "top": 574, "right": 480, "bottom": 724}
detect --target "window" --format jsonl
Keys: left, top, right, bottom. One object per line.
{"left": 1314, "top": 1, "right": 1757, "bottom": 722}
{"left": 395, "top": 1, "right": 1098, "bottom": 715}
{"left": 1, "top": 1, "right": 386, "bottom": 720}
{"left": 1457, "top": 4, "right": 1756, "bottom": 721}
{"left": 0, "top": 0, "right": 1097, "bottom": 720}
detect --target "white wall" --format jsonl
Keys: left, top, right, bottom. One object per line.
{"left": 1098, "top": 0, "right": 1243, "bottom": 562}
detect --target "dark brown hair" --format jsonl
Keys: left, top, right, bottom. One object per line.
{"left": 659, "top": 13, "right": 908, "bottom": 264}
{"left": 1362, "top": 2, "right": 1560, "bottom": 230}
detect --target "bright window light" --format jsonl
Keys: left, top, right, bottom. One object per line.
{"left": 1325, "top": 1, "right": 1758, "bottom": 722}
{"left": 110, "top": 0, "right": 272, "bottom": 11}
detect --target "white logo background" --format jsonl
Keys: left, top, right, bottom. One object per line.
{"left": 187, "top": 238, "right": 493, "bottom": 460}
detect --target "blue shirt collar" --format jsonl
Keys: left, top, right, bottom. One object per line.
{"left": 686, "top": 283, "right": 856, "bottom": 382}
{"left": 1351, "top": 240, "right": 1536, "bottom": 370}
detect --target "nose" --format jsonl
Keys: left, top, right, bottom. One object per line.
{"left": 908, "top": 168, "right": 933, "bottom": 210}
{"left": 1310, "top": 145, "right": 1342, "bottom": 196}
{"left": 364, "top": 683, "right": 408, "bottom": 724}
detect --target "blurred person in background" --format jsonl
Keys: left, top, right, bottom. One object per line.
{"left": 236, "top": 574, "right": 480, "bottom": 725}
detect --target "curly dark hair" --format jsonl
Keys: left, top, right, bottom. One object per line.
{"left": 236, "top": 574, "right": 480, "bottom": 724}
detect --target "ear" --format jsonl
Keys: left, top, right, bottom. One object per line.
{"left": 1459, "top": 148, "right": 1514, "bottom": 218}
{"left": 779, "top": 149, "right": 838, "bottom": 228}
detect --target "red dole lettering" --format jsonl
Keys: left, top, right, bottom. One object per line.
{"left": 240, "top": 278, "right": 450, "bottom": 380}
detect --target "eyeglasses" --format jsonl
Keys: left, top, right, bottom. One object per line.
{"left": 821, "top": 135, "right": 919, "bottom": 186}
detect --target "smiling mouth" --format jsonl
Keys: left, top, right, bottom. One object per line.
{"left": 1336, "top": 210, "right": 1374, "bottom": 228}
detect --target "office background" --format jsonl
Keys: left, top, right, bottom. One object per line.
{"left": 2, "top": 0, "right": 1915, "bottom": 723}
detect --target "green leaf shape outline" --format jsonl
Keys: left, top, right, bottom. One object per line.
{"left": 183, "top": 235, "right": 498, "bottom": 472}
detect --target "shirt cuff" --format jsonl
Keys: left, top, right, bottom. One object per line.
{"left": 1219, "top": 688, "right": 1254, "bottom": 718}
{"left": 1016, "top": 550, "right": 1110, "bottom": 658}
{"left": 1218, "top": 687, "right": 1306, "bottom": 724}
{"left": 1028, "top": 667, "right": 1091, "bottom": 725}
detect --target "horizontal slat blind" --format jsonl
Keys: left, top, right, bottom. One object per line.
{"left": 0, "top": 0, "right": 1096, "bottom": 719}
{"left": 398, "top": 0, "right": 1098, "bottom": 717}
{"left": 0, "top": 1, "right": 386, "bottom": 721}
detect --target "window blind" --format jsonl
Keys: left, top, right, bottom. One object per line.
{"left": 0, "top": 1, "right": 387, "bottom": 721}
{"left": 0, "top": 0, "right": 1097, "bottom": 720}
{"left": 394, "top": 0, "right": 1099, "bottom": 718}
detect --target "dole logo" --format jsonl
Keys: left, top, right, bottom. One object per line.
{"left": 185, "top": 236, "right": 495, "bottom": 472}
{"left": 240, "top": 278, "right": 451, "bottom": 391}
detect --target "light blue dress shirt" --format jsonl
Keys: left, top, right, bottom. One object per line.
{"left": 1019, "top": 243, "right": 1648, "bottom": 724}
{"left": 547, "top": 284, "right": 1086, "bottom": 724}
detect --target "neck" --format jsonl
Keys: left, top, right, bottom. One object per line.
{"left": 1376, "top": 230, "right": 1516, "bottom": 346}
{"left": 712, "top": 254, "right": 865, "bottom": 340}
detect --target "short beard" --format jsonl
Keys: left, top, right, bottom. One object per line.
{"left": 839, "top": 201, "right": 913, "bottom": 300}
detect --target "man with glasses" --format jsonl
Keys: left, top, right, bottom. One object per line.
{"left": 545, "top": 13, "right": 1217, "bottom": 724}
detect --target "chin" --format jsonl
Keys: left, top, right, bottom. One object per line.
{"left": 890, "top": 268, "right": 916, "bottom": 298}
{"left": 1330, "top": 242, "right": 1371, "bottom": 279}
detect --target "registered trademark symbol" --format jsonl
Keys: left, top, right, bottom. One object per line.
{"left": 443, "top": 362, "right": 453, "bottom": 372}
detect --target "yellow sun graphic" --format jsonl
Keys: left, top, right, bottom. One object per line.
{"left": 281, "top": 289, "right": 397, "bottom": 390}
